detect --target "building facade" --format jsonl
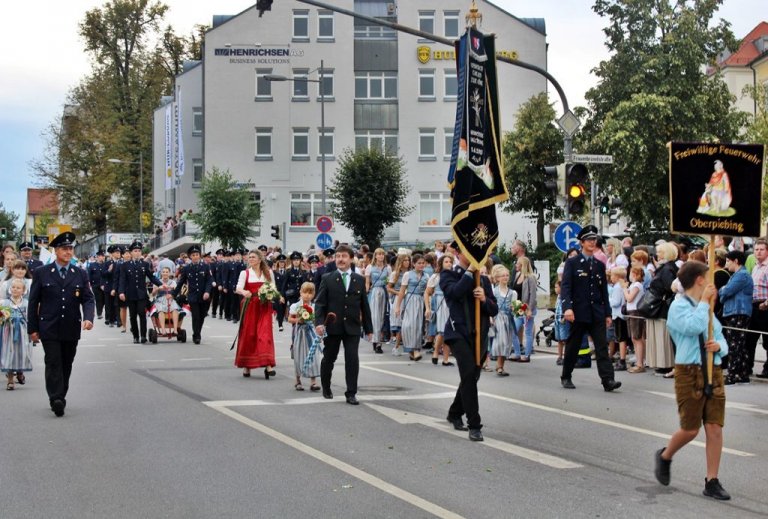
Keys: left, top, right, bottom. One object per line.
{"left": 152, "top": 0, "right": 549, "bottom": 252}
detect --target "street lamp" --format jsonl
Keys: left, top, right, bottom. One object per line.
{"left": 108, "top": 151, "right": 144, "bottom": 241}
{"left": 266, "top": 59, "right": 327, "bottom": 217}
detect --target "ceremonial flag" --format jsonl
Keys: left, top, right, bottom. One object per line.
{"left": 448, "top": 27, "right": 508, "bottom": 268}
{"left": 175, "top": 86, "right": 185, "bottom": 178}
{"left": 38, "top": 245, "right": 53, "bottom": 265}
{"left": 165, "top": 104, "right": 173, "bottom": 190}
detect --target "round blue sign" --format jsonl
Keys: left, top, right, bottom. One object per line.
{"left": 553, "top": 221, "right": 582, "bottom": 253}
{"left": 316, "top": 233, "right": 333, "bottom": 250}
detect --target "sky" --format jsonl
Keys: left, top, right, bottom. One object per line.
{"left": 0, "top": 0, "right": 763, "bottom": 228}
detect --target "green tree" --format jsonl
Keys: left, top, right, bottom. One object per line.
{"left": 501, "top": 93, "right": 564, "bottom": 245}
{"left": 330, "top": 148, "right": 413, "bottom": 248}
{"left": 33, "top": 210, "right": 57, "bottom": 240}
{"left": 191, "top": 168, "right": 261, "bottom": 250}
{"left": 580, "top": 0, "right": 747, "bottom": 236}
{"left": 0, "top": 203, "right": 20, "bottom": 242}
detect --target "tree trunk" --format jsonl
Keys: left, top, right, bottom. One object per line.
{"left": 536, "top": 207, "right": 546, "bottom": 248}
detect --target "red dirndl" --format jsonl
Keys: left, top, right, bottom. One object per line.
{"left": 234, "top": 270, "right": 276, "bottom": 368}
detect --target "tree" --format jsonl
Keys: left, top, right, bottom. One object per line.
{"left": 191, "top": 168, "right": 261, "bottom": 250}
{"left": 0, "top": 203, "right": 20, "bottom": 242}
{"left": 330, "top": 148, "right": 413, "bottom": 248}
{"left": 580, "top": 0, "right": 747, "bottom": 236}
{"left": 501, "top": 93, "right": 564, "bottom": 245}
{"left": 33, "top": 211, "right": 57, "bottom": 241}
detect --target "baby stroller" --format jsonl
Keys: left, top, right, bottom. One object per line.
{"left": 147, "top": 301, "right": 188, "bottom": 343}
{"left": 535, "top": 308, "right": 556, "bottom": 348}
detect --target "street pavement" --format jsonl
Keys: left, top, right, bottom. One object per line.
{"left": 2, "top": 313, "right": 767, "bottom": 519}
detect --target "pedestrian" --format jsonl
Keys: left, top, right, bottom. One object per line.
{"left": 282, "top": 251, "right": 307, "bottom": 319}
{"left": 234, "top": 250, "right": 277, "bottom": 379}
{"left": 645, "top": 242, "right": 679, "bottom": 371}
{"left": 18, "top": 241, "right": 43, "bottom": 272}
{"left": 425, "top": 254, "right": 454, "bottom": 366}
{"left": 512, "top": 256, "right": 537, "bottom": 363}
{"left": 489, "top": 264, "right": 516, "bottom": 376}
{"left": 387, "top": 253, "right": 411, "bottom": 355}
{"left": 272, "top": 254, "right": 288, "bottom": 331}
{"left": 718, "top": 250, "right": 753, "bottom": 384}
{"left": 173, "top": 245, "right": 212, "bottom": 344}
{"left": 440, "top": 242, "right": 497, "bottom": 441}
{"left": 0, "top": 260, "right": 32, "bottom": 299}
{"left": 559, "top": 225, "right": 622, "bottom": 391}
{"left": 1, "top": 278, "right": 32, "bottom": 390}
{"left": 27, "top": 232, "right": 95, "bottom": 417}
{"left": 87, "top": 250, "right": 105, "bottom": 320}
{"left": 209, "top": 249, "right": 224, "bottom": 318}
{"left": 654, "top": 261, "right": 730, "bottom": 500}
{"left": 116, "top": 247, "right": 131, "bottom": 333}
{"left": 314, "top": 244, "right": 373, "bottom": 405}
{"left": 609, "top": 267, "right": 630, "bottom": 371}
{"left": 118, "top": 241, "right": 161, "bottom": 344}
{"left": 288, "top": 282, "right": 321, "bottom": 392}
{"left": 553, "top": 280, "right": 569, "bottom": 365}
{"left": 744, "top": 237, "right": 768, "bottom": 379}
{"left": 624, "top": 266, "right": 646, "bottom": 373}
{"left": 394, "top": 253, "right": 429, "bottom": 361}
{"left": 365, "top": 248, "right": 391, "bottom": 354}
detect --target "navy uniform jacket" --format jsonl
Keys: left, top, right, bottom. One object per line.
{"left": 28, "top": 263, "right": 95, "bottom": 342}
{"left": 281, "top": 267, "right": 307, "bottom": 297}
{"left": 273, "top": 269, "right": 286, "bottom": 296}
{"left": 25, "top": 258, "right": 43, "bottom": 272}
{"left": 439, "top": 267, "right": 498, "bottom": 344}
{"left": 118, "top": 259, "right": 161, "bottom": 301}
{"left": 224, "top": 261, "right": 241, "bottom": 292}
{"left": 314, "top": 269, "right": 373, "bottom": 336}
{"left": 210, "top": 261, "right": 219, "bottom": 288}
{"left": 101, "top": 259, "right": 115, "bottom": 291}
{"left": 87, "top": 261, "right": 103, "bottom": 287}
{"left": 560, "top": 253, "right": 611, "bottom": 323}
{"left": 174, "top": 261, "right": 213, "bottom": 303}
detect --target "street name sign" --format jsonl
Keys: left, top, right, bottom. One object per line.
{"left": 570, "top": 154, "right": 613, "bottom": 164}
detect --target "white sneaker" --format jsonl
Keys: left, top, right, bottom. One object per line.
{"left": 391, "top": 345, "right": 403, "bottom": 356}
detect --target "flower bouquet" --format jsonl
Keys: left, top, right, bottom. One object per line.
{"left": 297, "top": 304, "right": 315, "bottom": 324}
{"left": 0, "top": 306, "right": 11, "bottom": 324}
{"left": 511, "top": 300, "right": 528, "bottom": 317}
{"left": 257, "top": 282, "right": 281, "bottom": 304}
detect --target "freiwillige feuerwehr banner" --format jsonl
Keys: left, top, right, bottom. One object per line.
{"left": 165, "top": 104, "right": 172, "bottom": 190}
{"left": 668, "top": 142, "right": 765, "bottom": 237}
{"left": 448, "top": 27, "right": 508, "bottom": 268}
{"left": 175, "top": 86, "right": 185, "bottom": 178}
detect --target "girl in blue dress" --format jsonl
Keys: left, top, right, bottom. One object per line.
{"left": 1, "top": 279, "right": 32, "bottom": 390}
{"left": 387, "top": 254, "right": 410, "bottom": 356}
{"left": 365, "top": 248, "right": 392, "bottom": 354}
{"left": 491, "top": 265, "right": 518, "bottom": 376}
{"left": 395, "top": 254, "right": 429, "bottom": 361}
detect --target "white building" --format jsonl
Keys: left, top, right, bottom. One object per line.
{"left": 152, "top": 0, "right": 550, "bottom": 254}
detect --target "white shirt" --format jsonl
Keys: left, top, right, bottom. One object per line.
{"left": 236, "top": 268, "right": 268, "bottom": 292}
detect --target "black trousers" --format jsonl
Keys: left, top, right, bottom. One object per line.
{"left": 745, "top": 303, "right": 768, "bottom": 375}
{"left": 225, "top": 291, "right": 240, "bottom": 321}
{"left": 562, "top": 319, "right": 615, "bottom": 382}
{"left": 189, "top": 300, "right": 210, "bottom": 340}
{"left": 211, "top": 288, "right": 220, "bottom": 316}
{"left": 93, "top": 287, "right": 104, "bottom": 318}
{"left": 42, "top": 340, "right": 78, "bottom": 403}
{"left": 446, "top": 337, "right": 485, "bottom": 430}
{"left": 104, "top": 290, "right": 115, "bottom": 324}
{"left": 127, "top": 298, "right": 148, "bottom": 339}
{"left": 321, "top": 334, "right": 360, "bottom": 397}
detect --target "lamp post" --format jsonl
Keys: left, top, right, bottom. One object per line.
{"left": 108, "top": 151, "right": 144, "bottom": 242}
{"left": 266, "top": 60, "right": 327, "bottom": 216}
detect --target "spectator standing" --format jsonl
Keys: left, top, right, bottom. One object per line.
{"left": 645, "top": 242, "right": 679, "bottom": 370}
{"left": 745, "top": 238, "right": 768, "bottom": 379}
{"left": 718, "top": 250, "right": 753, "bottom": 384}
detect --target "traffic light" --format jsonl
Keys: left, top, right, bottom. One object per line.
{"left": 0, "top": 228, "right": 6, "bottom": 240}
{"left": 256, "top": 0, "right": 273, "bottom": 17}
{"left": 543, "top": 166, "right": 558, "bottom": 198}
{"left": 608, "top": 197, "right": 622, "bottom": 225}
{"left": 565, "top": 163, "right": 588, "bottom": 215}
{"left": 599, "top": 196, "right": 610, "bottom": 214}
{"left": 270, "top": 224, "right": 280, "bottom": 240}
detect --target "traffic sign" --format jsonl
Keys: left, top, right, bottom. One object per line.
{"left": 553, "top": 221, "right": 582, "bottom": 253}
{"left": 316, "top": 215, "right": 333, "bottom": 233}
{"left": 316, "top": 233, "right": 333, "bottom": 250}
{"left": 570, "top": 154, "right": 613, "bottom": 164}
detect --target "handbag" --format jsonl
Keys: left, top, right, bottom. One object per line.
{"left": 637, "top": 289, "right": 663, "bottom": 319}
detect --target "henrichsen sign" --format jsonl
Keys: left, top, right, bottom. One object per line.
{"left": 417, "top": 45, "right": 517, "bottom": 64}
{"left": 214, "top": 47, "right": 305, "bottom": 64}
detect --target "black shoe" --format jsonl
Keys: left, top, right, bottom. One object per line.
{"left": 279, "top": 325, "right": 284, "bottom": 331}
{"left": 615, "top": 360, "right": 627, "bottom": 371}
{"left": 561, "top": 378, "right": 575, "bottom": 389}
{"left": 193, "top": 338, "right": 200, "bottom": 345}
{"left": 374, "top": 345, "right": 383, "bottom": 354}
{"left": 603, "top": 380, "right": 622, "bottom": 392}
{"left": 322, "top": 389, "right": 333, "bottom": 399}
{"left": 133, "top": 337, "right": 140, "bottom": 344}
{"left": 97, "top": 315, "right": 103, "bottom": 320}
{"left": 140, "top": 337, "right": 147, "bottom": 344}
{"left": 703, "top": 478, "right": 731, "bottom": 500}
{"left": 654, "top": 448, "right": 671, "bottom": 486}
{"left": 346, "top": 395, "right": 359, "bottom": 405}
{"left": 755, "top": 371, "right": 768, "bottom": 379}
{"left": 108, "top": 323, "right": 114, "bottom": 328}
{"left": 447, "top": 416, "right": 468, "bottom": 431}
{"left": 51, "top": 399, "right": 65, "bottom": 417}
{"left": 468, "top": 429, "right": 484, "bottom": 442}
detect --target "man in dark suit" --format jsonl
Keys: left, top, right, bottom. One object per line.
{"left": 440, "top": 242, "right": 498, "bottom": 441}
{"left": 174, "top": 245, "right": 213, "bottom": 344}
{"left": 314, "top": 244, "right": 373, "bottom": 405}
{"left": 87, "top": 250, "right": 105, "bottom": 320}
{"left": 118, "top": 241, "right": 161, "bottom": 344}
{"left": 101, "top": 246, "right": 117, "bottom": 326}
{"left": 560, "top": 225, "right": 622, "bottom": 392}
{"left": 27, "top": 232, "right": 95, "bottom": 417}
{"left": 19, "top": 241, "right": 43, "bottom": 272}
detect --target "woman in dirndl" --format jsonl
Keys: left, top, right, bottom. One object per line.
{"left": 387, "top": 253, "right": 411, "bottom": 355}
{"left": 425, "top": 253, "right": 454, "bottom": 366}
{"left": 235, "top": 250, "right": 276, "bottom": 379}
{"left": 395, "top": 253, "right": 428, "bottom": 361}
{"left": 365, "top": 248, "right": 391, "bottom": 355}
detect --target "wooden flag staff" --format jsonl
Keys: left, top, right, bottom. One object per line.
{"left": 705, "top": 236, "right": 715, "bottom": 397}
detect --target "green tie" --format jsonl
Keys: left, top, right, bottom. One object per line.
{"left": 342, "top": 272, "right": 348, "bottom": 290}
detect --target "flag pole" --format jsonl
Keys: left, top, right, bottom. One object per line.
{"left": 705, "top": 236, "right": 715, "bottom": 396}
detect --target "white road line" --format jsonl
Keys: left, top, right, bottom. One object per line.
{"left": 180, "top": 357, "right": 213, "bottom": 362}
{"left": 206, "top": 404, "right": 464, "bottom": 519}
{"left": 646, "top": 390, "right": 768, "bottom": 416}
{"left": 359, "top": 365, "right": 754, "bottom": 457}
{"left": 86, "top": 361, "right": 116, "bottom": 365}
{"left": 135, "top": 359, "right": 166, "bottom": 363}
{"left": 204, "top": 392, "right": 456, "bottom": 408}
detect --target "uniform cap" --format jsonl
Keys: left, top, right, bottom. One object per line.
{"left": 96, "top": 250, "right": 105, "bottom": 256}
{"left": 50, "top": 232, "right": 77, "bottom": 248}
{"left": 577, "top": 225, "right": 599, "bottom": 241}
{"left": 188, "top": 245, "right": 202, "bottom": 255}
{"left": 238, "top": 248, "right": 248, "bottom": 255}
{"left": 107, "top": 245, "right": 115, "bottom": 254}
{"left": 129, "top": 240, "right": 143, "bottom": 251}
{"left": 308, "top": 255, "right": 320, "bottom": 263}
{"left": 322, "top": 248, "right": 335, "bottom": 257}
{"left": 215, "top": 248, "right": 225, "bottom": 255}
{"left": 19, "top": 241, "right": 34, "bottom": 251}
{"left": 257, "top": 244, "right": 268, "bottom": 251}
{"left": 276, "top": 254, "right": 287, "bottom": 261}
{"left": 290, "top": 251, "right": 303, "bottom": 260}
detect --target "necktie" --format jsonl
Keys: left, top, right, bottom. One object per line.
{"left": 342, "top": 272, "right": 349, "bottom": 290}
{"left": 60, "top": 266, "right": 67, "bottom": 279}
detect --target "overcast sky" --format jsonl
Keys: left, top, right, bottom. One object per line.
{"left": 0, "top": 0, "right": 763, "bottom": 225}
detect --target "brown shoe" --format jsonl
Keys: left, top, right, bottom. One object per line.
{"left": 628, "top": 366, "right": 646, "bottom": 373}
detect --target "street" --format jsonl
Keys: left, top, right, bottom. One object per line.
{"left": 1, "top": 315, "right": 767, "bottom": 519}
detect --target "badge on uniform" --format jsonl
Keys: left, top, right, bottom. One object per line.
{"left": 75, "top": 289, "right": 80, "bottom": 297}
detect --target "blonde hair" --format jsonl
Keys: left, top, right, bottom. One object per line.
{"left": 517, "top": 256, "right": 535, "bottom": 279}
{"left": 392, "top": 253, "right": 411, "bottom": 279}
{"left": 300, "top": 281, "right": 315, "bottom": 296}
{"left": 373, "top": 248, "right": 387, "bottom": 266}
{"left": 9, "top": 277, "right": 27, "bottom": 294}
{"left": 610, "top": 267, "right": 627, "bottom": 280}
{"left": 656, "top": 242, "right": 679, "bottom": 262}
{"left": 606, "top": 238, "right": 622, "bottom": 262}
{"left": 490, "top": 264, "right": 509, "bottom": 283}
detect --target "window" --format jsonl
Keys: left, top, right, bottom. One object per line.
{"left": 318, "top": 70, "right": 334, "bottom": 99}
{"left": 291, "top": 193, "right": 335, "bottom": 227}
{"left": 419, "top": 128, "right": 436, "bottom": 159}
{"left": 255, "top": 68, "right": 272, "bottom": 100}
{"left": 292, "top": 128, "right": 309, "bottom": 159}
{"left": 444, "top": 69, "right": 457, "bottom": 99}
{"left": 292, "top": 10, "right": 309, "bottom": 40}
{"left": 420, "top": 192, "right": 451, "bottom": 227}
{"left": 444, "top": 128, "right": 454, "bottom": 160}
{"left": 192, "top": 107, "right": 203, "bottom": 136}
{"left": 318, "top": 10, "right": 334, "bottom": 40}
{"left": 255, "top": 128, "right": 272, "bottom": 159}
{"left": 444, "top": 11, "right": 460, "bottom": 39}
{"left": 292, "top": 69, "right": 309, "bottom": 99}
{"left": 419, "top": 69, "right": 435, "bottom": 99}
{"left": 354, "top": 72, "right": 397, "bottom": 99}
{"left": 418, "top": 11, "right": 435, "bottom": 36}
{"left": 355, "top": 130, "right": 398, "bottom": 155}
{"left": 318, "top": 128, "right": 334, "bottom": 158}
{"left": 192, "top": 159, "right": 203, "bottom": 184}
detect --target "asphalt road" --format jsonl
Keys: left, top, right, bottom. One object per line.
{"left": 2, "top": 312, "right": 767, "bottom": 519}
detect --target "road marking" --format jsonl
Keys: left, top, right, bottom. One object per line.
{"left": 646, "top": 390, "right": 768, "bottom": 416}
{"left": 180, "top": 357, "right": 213, "bottom": 362}
{"left": 136, "top": 359, "right": 166, "bottom": 363}
{"left": 359, "top": 365, "right": 754, "bottom": 457}
{"left": 205, "top": 404, "right": 464, "bottom": 519}
{"left": 86, "top": 361, "right": 116, "bottom": 365}
{"left": 204, "top": 392, "right": 456, "bottom": 408}
{"left": 100, "top": 338, "right": 121, "bottom": 341}
{"left": 367, "top": 403, "right": 582, "bottom": 469}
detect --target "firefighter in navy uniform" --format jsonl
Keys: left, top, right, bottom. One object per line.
{"left": 282, "top": 251, "right": 307, "bottom": 310}
{"left": 101, "top": 246, "right": 116, "bottom": 326}
{"left": 559, "top": 225, "right": 622, "bottom": 392}
{"left": 27, "top": 232, "right": 95, "bottom": 417}
{"left": 223, "top": 250, "right": 240, "bottom": 322}
{"left": 118, "top": 241, "right": 161, "bottom": 343}
{"left": 307, "top": 254, "right": 321, "bottom": 291}
{"left": 313, "top": 248, "right": 335, "bottom": 287}
{"left": 174, "top": 245, "right": 213, "bottom": 344}
{"left": 210, "top": 248, "right": 225, "bottom": 318}
{"left": 273, "top": 253, "right": 288, "bottom": 331}
{"left": 19, "top": 241, "right": 43, "bottom": 272}
{"left": 215, "top": 250, "right": 229, "bottom": 319}
{"left": 87, "top": 250, "right": 105, "bottom": 320}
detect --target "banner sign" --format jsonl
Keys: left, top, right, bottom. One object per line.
{"left": 669, "top": 142, "right": 765, "bottom": 237}
{"left": 447, "top": 27, "right": 508, "bottom": 268}
{"left": 165, "top": 104, "right": 173, "bottom": 190}
{"left": 175, "top": 86, "right": 185, "bottom": 178}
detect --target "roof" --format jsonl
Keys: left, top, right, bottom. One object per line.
{"left": 718, "top": 21, "right": 768, "bottom": 68}
{"left": 27, "top": 189, "right": 59, "bottom": 216}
